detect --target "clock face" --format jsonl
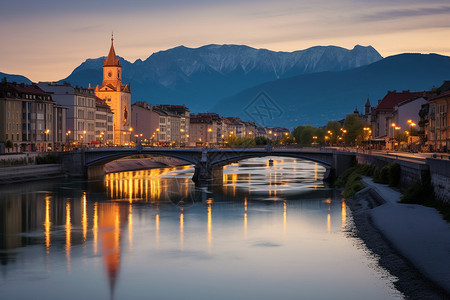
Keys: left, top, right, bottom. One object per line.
{"left": 108, "top": 72, "right": 112, "bottom": 78}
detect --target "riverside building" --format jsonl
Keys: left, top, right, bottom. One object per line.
{"left": 0, "top": 80, "right": 67, "bottom": 152}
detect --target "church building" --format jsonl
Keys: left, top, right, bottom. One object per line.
{"left": 94, "top": 36, "right": 131, "bottom": 145}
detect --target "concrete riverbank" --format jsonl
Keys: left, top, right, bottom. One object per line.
{"left": 0, "top": 164, "right": 64, "bottom": 184}
{"left": 349, "top": 177, "right": 450, "bottom": 299}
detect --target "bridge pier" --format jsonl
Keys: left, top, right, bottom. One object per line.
{"left": 87, "top": 165, "right": 106, "bottom": 179}
{"left": 193, "top": 162, "right": 223, "bottom": 185}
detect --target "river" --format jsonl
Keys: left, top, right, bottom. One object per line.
{"left": 0, "top": 157, "right": 403, "bottom": 299}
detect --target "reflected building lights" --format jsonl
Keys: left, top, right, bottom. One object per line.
{"left": 314, "top": 163, "right": 318, "bottom": 181}
{"left": 44, "top": 195, "right": 51, "bottom": 254}
{"left": 93, "top": 202, "right": 98, "bottom": 255}
{"left": 244, "top": 212, "right": 248, "bottom": 240}
{"left": 65, "top": 201, "right": 72, "bottom": 271}
{"left": 327, "top": 213, "right": 331, "bottom": 234}
{"left": 99, "top": 203, "right": 123, "bottom": 297}
{"left": 342, "top": 201, "right": 347, "bottom": 228}
{"left": 180, "top": 211, "right": 184, "bottom": 250}
{"left": 207, "top": 198, "right": 213, "bottom": 253}
{"left": 82, "top": 192, "right": 87, "bottom": 242}
{"left": 155, "top": 213, "right": 160, "bottom": 248}
{"left": 283, "top": 202, "right": 287, "bottom": 236}
{"left": 128, "top": 204, "right": 133, "bottom": 250}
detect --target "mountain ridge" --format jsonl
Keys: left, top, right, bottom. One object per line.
{"left": 60, "top": 44, "right": 382, "bottom": 110}
{"left": 212, "top": 53, "right": 450, "bottom": 127}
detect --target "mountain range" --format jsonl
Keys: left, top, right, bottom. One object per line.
{"left": 3, "top": 44, "right": 450, "bottom": 128}
{"left": 212, "top": 53, "right": 450, "bottom": 127}
{"left": 61, "top": 44, "right": 382, "bottom": 111}
{"left": 0, "top": 72, "right": 32, "bottom": 84}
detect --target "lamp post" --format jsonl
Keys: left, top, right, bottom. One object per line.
{"left": 407, "top": 120, "right": 416, "bottom": 149}
{"left": 83, "top": 130, "right": 86, "bottom": 148}
{"left": 391, "top": 123, "right": 396, "bottom": 150}
{"left": 66, "top": 130, "right": 71, "bottom": 151}
{"left": 340, "top": 128, "right": 347, "bottom": 147}
{"left": 394, "top": 126, "right": 401, "bottom": 151}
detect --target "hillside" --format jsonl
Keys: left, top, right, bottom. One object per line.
{"left": 212, "top": 53, "right": 450, "bottom": 127}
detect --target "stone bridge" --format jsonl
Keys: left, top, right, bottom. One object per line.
{"left": 59, "top": 147, "right": 355, "bottom": 184}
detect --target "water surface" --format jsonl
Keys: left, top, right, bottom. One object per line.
{"left": 0, "top": 157, "right": 402, "bottom": 299}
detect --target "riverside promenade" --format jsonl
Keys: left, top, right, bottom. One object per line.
{"left": 356, "top": 177, "right": 450, "bottom": 297}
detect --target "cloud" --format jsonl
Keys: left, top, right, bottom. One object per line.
{"left": 358, "top": 5, "right": 450, "bottom": 22}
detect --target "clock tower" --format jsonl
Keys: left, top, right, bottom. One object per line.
{"left": 94, "top": 35, "right": 131, "bottom": 145}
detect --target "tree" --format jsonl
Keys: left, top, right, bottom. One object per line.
{"left": 5, "top": 140, "right": 13, "bottom": 152}
{"left": 292, "top": 125, "right": 317, "bottom": 145}
{"left": 278, "top": 134, "right": 296, "bottom": 145}
{"left": 255, "top": 136, "right": 270, "bottom": 145}
{"left": 343, "top": 114, "right": 363, "bottom": 145}
{"left": 325, "top": 121, "right": 341, "bottom": 144}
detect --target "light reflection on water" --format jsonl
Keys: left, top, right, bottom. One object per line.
{"left": 0, "top": 157, "right": 402, "bottom": 300}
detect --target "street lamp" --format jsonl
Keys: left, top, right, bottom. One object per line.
{"left": 66, "top": 130, "right": 71, "bottom": 150}
{"left": 407, "top": 120, "right": 416, "bottom": 149}
{"left": 394, "top": 126, "right": 401, "bottom": 150}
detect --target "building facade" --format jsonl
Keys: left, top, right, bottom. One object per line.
{"left": 38, "top": 83, "right": 97, "bottom": 147}
{"left": 0, "top": 81, "right": 64, "bottom": 152}
{"left": 94, "top": 37, "right": 131, "bottom": 145}
{"left": 426, "top": 91, "right": 450, "bottom": 152}
{"left": 371, "top": 91, "right": 423, "bottom": 139}
{"left": 95, "top": 98, "right": 114, "bottom": 145}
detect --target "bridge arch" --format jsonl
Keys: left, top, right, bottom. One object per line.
{"left": 60, "top": 147, "right": 353, "bottom": 183}
{"left": 208, "top": 152, "right": 332, "bottom": 181}
{"left": 85, "top": 150, "right": 198, "bottom": 167}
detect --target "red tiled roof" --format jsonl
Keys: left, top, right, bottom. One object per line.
{"left": 428, "top": 90, "right": 450, "bottom": 102}
{"left": 0, "top": 82, "right": 50, "bottom": 98}
{"left": 374, "top": 91, "right": 423, "bottom": 110}
{"left": 104, "top": 38, "right": 121, "bottom": 67}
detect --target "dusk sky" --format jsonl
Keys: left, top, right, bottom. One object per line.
{"left": 1, "top": 0, "right": 450, "bottom": 82}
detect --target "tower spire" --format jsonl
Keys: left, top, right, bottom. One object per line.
{"left": 104, "top": 34, "right": 121, "bottom": 67}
